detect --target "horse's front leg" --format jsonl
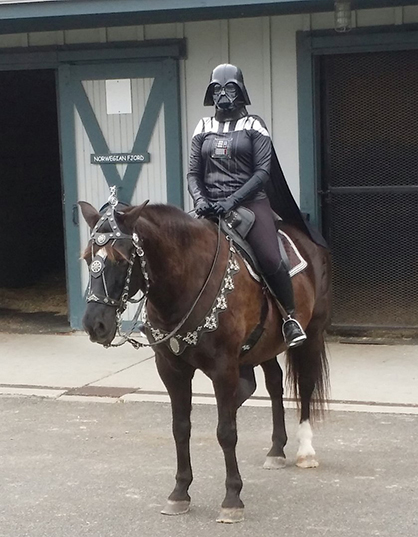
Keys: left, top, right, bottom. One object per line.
{"left": 261, "top": 357, "right": 288, "bottom": 469}
{"left": 156, "top": 353, "right": 195, "bottom": 515}
{"left": 212, "top": 367, "right": 244, "bottom": 524}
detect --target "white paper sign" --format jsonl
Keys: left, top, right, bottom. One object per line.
{"left": 105, "top": 79, "right": 132, "bottom": 115}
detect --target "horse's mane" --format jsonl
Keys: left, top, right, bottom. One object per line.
{"left": 141, "top": 203, "right": 193, "bottom": 226}
{"left": 82, "top": 203, "right": 210, "bottom": 261}
{"left": 137, "top": 204, "right": 210, "bottom": 248}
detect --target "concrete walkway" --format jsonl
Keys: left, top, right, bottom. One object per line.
{"left": 0, "top": 332, "right": 417, "bottom": 413}
{"left": 2, "top": 397, "right": 418, "bottom": 536}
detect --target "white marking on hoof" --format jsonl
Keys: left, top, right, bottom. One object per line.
{"left": 296, "top": 420, "right": 318, "bottom": 468}
{"left": 216, "top": 508, "right": 244, "bottom": 524}
{"left": 263, "top": 456, "right": 287, "bottom": 470}
{"left": 296, "top": 455, "right": 319, "bottom": 468}
{"left": 161, "top": 500, "right": 190, "bottom": 515}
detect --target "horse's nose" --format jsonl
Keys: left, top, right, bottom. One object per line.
{"left": 85, "top": 319, "right": 107, "bottom": 342}
{"left": 82, "top": 308, "right": 114, "bottom": 344}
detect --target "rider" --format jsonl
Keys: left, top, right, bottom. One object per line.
{"left": 187, "top": 63, "right": 307, "bottom": 348}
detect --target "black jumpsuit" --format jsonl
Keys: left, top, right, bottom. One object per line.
{"left": 187, "top": 114, "right": 283, "bottom": 277}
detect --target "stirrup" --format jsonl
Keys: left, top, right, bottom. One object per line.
{"left": 282, "top": 317, "right": 307, "bottom": 348}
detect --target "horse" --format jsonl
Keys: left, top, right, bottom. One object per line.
{"left": 79, "top": 198, "right": 331, "bottom": 523}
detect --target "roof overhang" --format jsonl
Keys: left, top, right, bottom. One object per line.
{"left": 0, "top": 1, "right": 417, "bottom": 34}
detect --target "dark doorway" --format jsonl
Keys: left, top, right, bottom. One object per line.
{"left": 320, "top": 50, "right": 418, "bottom": 334}
{"left": 0, "top": 69, "right": 69, "bottom": 333}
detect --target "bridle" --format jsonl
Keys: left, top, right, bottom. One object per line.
{"left": 86, "top": 190, "right": 142, "bottom": 306}
{"left": 85, "top": 187, "right": 223, "bottom": 350}
{"left": 85, "top": 188, "right": 149, "bottom": 348}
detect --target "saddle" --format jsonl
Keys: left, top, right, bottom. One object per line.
{"left": 185, "top": 207, "right": 307, "bottom": 357}
{"left": 220, "top": 207, "right": 307, "bottom": 281}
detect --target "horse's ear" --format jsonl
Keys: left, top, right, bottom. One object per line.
{"left": 118, "top": 200, "right": 150, "bottom": 230}
{"left": 78, "top": 201, "right": 101, "bottom": 229}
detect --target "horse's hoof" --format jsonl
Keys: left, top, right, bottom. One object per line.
{"left": 216, "top": 508, "right": 244, "bottom": 524}
{"left": 161, "top": 500, "right": 191, "bottom": 515}
{"left": 296, "top": 455, "right": 319, "bottom": 468}
{"left": 263, "top": 456, "right": 286, "bottom": 469}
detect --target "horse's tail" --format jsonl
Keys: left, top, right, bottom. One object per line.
{"left": 285, "top": 328, "right": 330, "bottom": 420}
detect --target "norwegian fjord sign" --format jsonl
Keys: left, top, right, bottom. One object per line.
{"left": 91, "top": 152, "right": 150, "bottom": 164}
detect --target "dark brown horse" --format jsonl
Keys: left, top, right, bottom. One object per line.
{"left": 79, "top": 199, "right": 331, "bottom": 523}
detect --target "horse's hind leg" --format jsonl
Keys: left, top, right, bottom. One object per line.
{"left": 287, "top": 329, "right": 329, "bottom": 469}
{"left": 156, "top": 354, "right": 195, "bottom": 515}
{"left": 260, "top": 358, "right": 288, "bottom": 469}
{"left": 291, "top": 342, "right": 318, "bottom": 468}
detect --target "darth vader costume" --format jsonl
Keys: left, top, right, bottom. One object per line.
{"left": 187, "top": 64, "right": 326, "bottom": 347}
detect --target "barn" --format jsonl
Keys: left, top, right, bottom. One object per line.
{"left": 0, "top": 0, "right": 416, "bottom": 335}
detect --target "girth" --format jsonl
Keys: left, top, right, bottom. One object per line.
{"left": 240, "top": 292, "right": 269, "bottom": 356}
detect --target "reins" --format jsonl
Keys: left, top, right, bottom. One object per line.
{"left": 104, "top": 213, "right": 223, "bottom": 350}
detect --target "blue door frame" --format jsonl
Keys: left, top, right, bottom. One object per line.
{"left": 58, "top": 58, "right": 183, "bottom": 329}
{"left": 297, "top": 28, "right": 418, "bottom": 228}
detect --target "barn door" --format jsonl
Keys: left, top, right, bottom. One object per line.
{"left": 320, "top": 50, "right": 418, "bottom": 333}
{"left": 58, "top": 59, "right": 182, "bottom": 329}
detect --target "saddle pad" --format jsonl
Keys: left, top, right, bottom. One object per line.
{"left": 279, "top": 229, "right": 308, "bottom": 277}
{"left": 243, "top": 229, "right": 307, "bottom": 282}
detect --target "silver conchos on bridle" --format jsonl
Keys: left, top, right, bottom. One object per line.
{"left": 85, "top": 187, "right": 153, "bottom": 348}
{"left": 85, "top": 187, "right": 240, "bottom": 352}
{"left": 86, "top": 186, "right": 141, "bottom": 309}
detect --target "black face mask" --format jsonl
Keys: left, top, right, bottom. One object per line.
{"left": 212, "top": 82, "right": 241, "bottom": 111}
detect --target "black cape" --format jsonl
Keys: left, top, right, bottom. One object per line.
{"left": 265, "top": 146, "right": 328, "bottom": 249}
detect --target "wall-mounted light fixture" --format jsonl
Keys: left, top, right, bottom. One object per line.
{"left": 334, "top": 0, "right": 352, "bottom": 33}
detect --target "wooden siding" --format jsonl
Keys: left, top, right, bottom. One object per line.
{"left": 0, "top": 5, "right": 417, "bottom": 211}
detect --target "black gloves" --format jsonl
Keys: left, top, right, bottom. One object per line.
{"left": 209, "top": 173, "right": 267, "bottom": 216}
{"left": 189, "top": 168, "right": 267, "bottom": 218}
{"left": 195, "top": 200, "right": 214, "bottom": 217}
{"left": 188, "top": 176, "right": 215, "bottom": 217}
{"left": 195, "top": 199, "right": 234, "bottom": 217}
{"left": 211, "top": 198, "right": 235, "bottom": 216}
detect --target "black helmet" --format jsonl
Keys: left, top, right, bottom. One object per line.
{"left": 203, "top": 63, "right": 251, "bottom": 107}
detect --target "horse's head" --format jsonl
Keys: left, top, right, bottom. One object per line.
{"left": 79, "top": 200, "right": 148, "bottom": 346}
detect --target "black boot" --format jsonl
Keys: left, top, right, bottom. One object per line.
{"left": 282, "top": 317, "right": 307, "bottom": 348}
{"left": 265, "top": 262, "right": 307, "bottom": 348}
